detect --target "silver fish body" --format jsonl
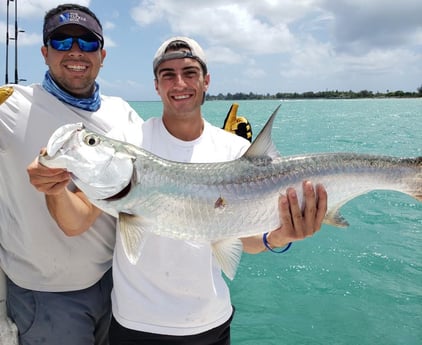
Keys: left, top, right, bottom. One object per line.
{"left": 101, "top": 151, "right": 421, "bottom": 238}
{"left": 39, "top": 107, "right": 421, "bottom": 279}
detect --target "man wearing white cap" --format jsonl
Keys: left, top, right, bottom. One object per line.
{"left": 45, "top": 36, "right": 327, "bottom": 344}
{"left": 0, "top": 4, "right": 143, "bottom": 345}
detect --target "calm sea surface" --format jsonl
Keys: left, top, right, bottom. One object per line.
{"left": 129, "top": 99, "right": 422, "bottom": 345}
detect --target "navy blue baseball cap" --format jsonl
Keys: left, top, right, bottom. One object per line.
{"left": 43, "top": 9, "right": 103, "bottom": 46}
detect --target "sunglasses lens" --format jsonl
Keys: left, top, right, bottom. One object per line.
{"left": 77, "top": 38, "right": 100, "bottom": 52}
{"left": 49, "top": 37, "right": 73, "bottom": 51}
{"left": 49, "top": 36, "right": 101, "bottom": 52}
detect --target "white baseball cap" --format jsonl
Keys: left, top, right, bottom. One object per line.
{"left": 153, "top": 36, "right": 207, "bottom": 76}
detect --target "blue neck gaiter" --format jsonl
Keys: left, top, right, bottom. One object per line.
{"left": 42, "top": 71, "right": 101, "bottom": 112}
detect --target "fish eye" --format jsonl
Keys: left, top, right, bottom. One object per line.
{"left": 83, "top": 134, "right": 101, "bottom": 146}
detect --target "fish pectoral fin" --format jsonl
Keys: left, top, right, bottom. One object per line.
{"left": 119, "top": 213, "right": 146, "bottom": 265}
{"left": 323, "top": 209, "right": 349, "bottom": 228}
{"left": 212, "top": 238, "right": 243, "bottom": 280}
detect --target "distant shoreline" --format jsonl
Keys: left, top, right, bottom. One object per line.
{"left": 205, "top": 90, "right": 422, "bottom": 101}
{"left": 127, "top": 91, "right": 422, "bottom": 103}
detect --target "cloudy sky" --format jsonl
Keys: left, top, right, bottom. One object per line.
{"left": 0, "top": 0, "right": 421, "bottom": 100}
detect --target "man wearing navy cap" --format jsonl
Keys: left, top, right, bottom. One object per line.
{"left": 0, "top": 4, "right": 143, "bottom": 345}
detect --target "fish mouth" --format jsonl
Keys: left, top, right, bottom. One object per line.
{"left": 46, "top": 123, "right": 84, "bottom": 157}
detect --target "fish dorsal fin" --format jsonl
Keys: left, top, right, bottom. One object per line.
{"left": 243, "top": 105, "right": 281, "bottom": 160}
{"left": 212, "top": 238, "right": 243, "bottom": 280}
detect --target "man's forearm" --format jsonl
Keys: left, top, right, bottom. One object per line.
{"left": 46, "top": 189, "right": 101, "bottom": 236}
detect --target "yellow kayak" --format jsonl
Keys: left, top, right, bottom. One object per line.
{"left": 222, "top": 103, "right": 252, "bottom": 142}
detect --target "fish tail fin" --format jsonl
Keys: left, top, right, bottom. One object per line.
{"left": 212, "top": 238, "right": 243, "bottom": 280}
{"left": 119, "top": 213, "right": 146, "bottom": 265}
{"left": 415, "top": 157, "right": 422, "bottom": 201}
{"left": 403, "top": 156, "right": 422, "bottom": 202}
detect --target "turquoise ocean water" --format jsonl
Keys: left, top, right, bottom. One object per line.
{"left": 129, "top": 99, "right": 421, "bottom": 345}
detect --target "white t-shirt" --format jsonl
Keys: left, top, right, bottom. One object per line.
{"left": 0, "top": 83, "right": 143, "bottom": 291}
{"left": 110, "top": 117, "right": 250, "bottom": 336}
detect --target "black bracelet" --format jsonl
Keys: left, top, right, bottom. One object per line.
{"left": 262, "top": 232, "right": 292, "bottom": 253}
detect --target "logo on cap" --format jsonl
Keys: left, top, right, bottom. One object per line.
{"left": 59, "top": 12, "right": 88, "bottom": 25}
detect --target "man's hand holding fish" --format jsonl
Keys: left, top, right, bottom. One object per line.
{"left": 241, "top": 181, "right": 327, "bottom": 254}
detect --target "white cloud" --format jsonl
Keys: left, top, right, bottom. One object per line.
{"left": 103, "top": 35, "right": 116, "bottom": 48}
{"left": 131, "top": 0, "right": 164, "bottom": 26}
{"left": 242, "top": 67, "right": 266, "bottom": 80}
{"left": 320, "top": 0, "right": 422, "bottom": 53}
{"left": 130, "top": 1, "right": 297, "bottom": 54}
{"left": 0, "top": 22, "right": 40, "bottom": 46}
{"left": 5, "top": 0, "right": 420, "bottom": 97}
{"left": 205, "top": 46, "right": 244, "bottom": 65}
{"left": 126, "top": 0, "right": 422, "bottom": 94}
{"left": 0, "top": 0, "right": 92, "bottom": 17}
{"left": 103, "top": 21, "right": 116, "bottom": 30}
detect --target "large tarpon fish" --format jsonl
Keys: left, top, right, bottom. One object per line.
{"left": 39, "top": 106, "right": 421, "bottom": 279}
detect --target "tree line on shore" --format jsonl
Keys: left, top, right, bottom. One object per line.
{"left": 206, "top": 86, "right": 422, "bottom": 101}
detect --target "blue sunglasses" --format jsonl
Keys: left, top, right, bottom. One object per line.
{"left": 48, "top": 35, "right": 101, "bottom": 52}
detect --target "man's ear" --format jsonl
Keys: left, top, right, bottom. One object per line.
{"left": 41, "top": 46, "right": 48, "bottom": 63}
{"left": 100, "top": 49, "right": 107, "bottom": 65}
{"left": 154, "top": 79, "right": 160, "bottom": 95}
{"left": 204, "top": 73, "right": 210, "bottom": 91}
